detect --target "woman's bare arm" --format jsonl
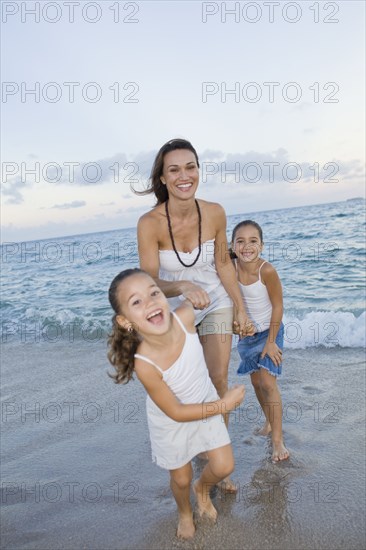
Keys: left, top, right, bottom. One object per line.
{"left": 212, "top": 204, "right": 255, "bottom": 335}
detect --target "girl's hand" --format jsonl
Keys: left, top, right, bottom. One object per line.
{"left": 234, "top": 310, "right": 256, "bottom": 337}
{"left": 233, "top": 320, "right": 241, "bottom": 335}
{"left": 222, "top": 385, "right": 245, "bottom": 411}
{"left": 180, "top": 282, "right": 211, "bottom": 310}
{"left": 260, "top": 341, "right": 282, "bottom": 367}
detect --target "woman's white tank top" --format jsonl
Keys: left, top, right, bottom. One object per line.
{"left": 159, "top": 239, "right": 232, "bottom": 324}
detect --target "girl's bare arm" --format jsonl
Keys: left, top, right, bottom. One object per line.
{"left": 135, "top": 360, "right": 244, "bottom": 422}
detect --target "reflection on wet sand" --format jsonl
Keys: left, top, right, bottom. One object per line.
{"left": 132, "top": 348, "right": 365, "bottom": 550}
{"left": 1, "top": 344, "right": 365, "bottom": 550}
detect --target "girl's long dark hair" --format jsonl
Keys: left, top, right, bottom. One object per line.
{"left": 229, "top": 220, "right": 264, "bottom": 259}
{"left": 107, "top": 268, "right": 144, "bottom": 384}
{"left": 133, "top": 138, "right": 200, "bottom": 205}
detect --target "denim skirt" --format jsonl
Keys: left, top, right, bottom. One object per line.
{"left": 237, "top": 323, "right": 284, "bottom": 377}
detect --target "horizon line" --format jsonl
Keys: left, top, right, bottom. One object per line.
{"left": 1, "top": 196, "right": 364, "bottom": 245}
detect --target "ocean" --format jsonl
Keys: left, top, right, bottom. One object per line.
{"left": 1, "top": 198, "right": 365, "bottom": 550}
{"left": 1, "top": 197, "right": 365, "bottom": 348}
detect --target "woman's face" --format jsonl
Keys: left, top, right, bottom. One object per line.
{"left": 160, "top": 149, "right": 199, "bottom": 200}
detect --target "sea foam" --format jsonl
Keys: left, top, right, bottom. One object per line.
{"left": 282, "top": 310, "right": 365, "bottom": 349}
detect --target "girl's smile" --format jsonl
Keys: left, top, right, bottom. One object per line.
{"left": 233, "top": 226, "right": 263, "bottom": 263}
{"left": 146, "top": 308, "right": 165, "bottom": 325}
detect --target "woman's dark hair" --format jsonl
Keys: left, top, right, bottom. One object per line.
{"left": 229, "top": 220, "right": 263, "bottom": 259}
{"left": 133, "top": 138, "right": 200, "bottom": 205}
{"left": 107, "top": 268, "right": 145, "bottom": 384}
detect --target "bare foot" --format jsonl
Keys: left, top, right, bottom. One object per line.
{"left": 272, "top": 440, "right": 290, "bottom": 462}
{"left": 177, "top": 514, "right": 195, "bottom": 539}
{"left": 255, "top": 421, "right": 272, "bottom": 436}
{"left": 216, "top": 477, "right": 238, "bottom": 494}
{"left": 193, "top": 480, "right": 218, "bottom": 521}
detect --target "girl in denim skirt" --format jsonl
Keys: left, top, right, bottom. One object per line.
{"left": 231, "top": 220, "right": 289, "bottom": 462}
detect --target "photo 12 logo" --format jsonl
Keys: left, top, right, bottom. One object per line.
{"left": 1, "top": 480, "right": 140, "bottom": 504}
{"left": 201, "top": 81, "right": 339, "bottom": 104}
{"left": 1, "top": 81, "right": 140, "bottom": 103}
{"left": 201, "top": 2, "right": 340, "bottom": 24}
{"left": 1, "top": 2, "right": 140, "bottom": 24}
{"left": 201, "top": 160, "right": 339, "bottom": 184}
{"left": 217, "top": 479, "right": 339, "bottom": 504}
{"left": 1, "top": 400, "right": 141, "bottom": 424}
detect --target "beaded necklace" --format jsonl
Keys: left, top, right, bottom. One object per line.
{"left": 164, "top": 199, "right": 202, "bottom": 268}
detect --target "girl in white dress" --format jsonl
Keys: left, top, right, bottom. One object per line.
{"left": 108, "top": 268, "right": 245, "bottom": 540}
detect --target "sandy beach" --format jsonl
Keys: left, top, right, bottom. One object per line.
{"left": 1, "top": 339, "right": 365, "bottom": 550}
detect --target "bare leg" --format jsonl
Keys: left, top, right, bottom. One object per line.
{"left": 169, "top": 462, "right": 195, "bottom": 539}
{"left": 199, "top": 332, "right": 232, "bottom": 401}
{"left": 251, "top": 371, "right": 272, "bottom": 435}
{"left": 255, "top": 369, "right": 289, "bottom": 462}
{"left": 193, "top": 444, "right": 234, "bottom": 521}
{"left": 199, "top": 333, "right": 237, "bottom": 491}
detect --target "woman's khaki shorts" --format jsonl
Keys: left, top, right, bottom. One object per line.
{"left": 196, "top": 307, "right": 234, "bottom": 336}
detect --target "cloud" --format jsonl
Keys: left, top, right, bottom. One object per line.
{"left": 201, "top": 149, "right": 226, "bottom": 160}
{"left": 2, "top": 186, "right": 24, "bottom": 204}
{"left": 55, "top": 149, "right": 154, "bottom": 189}
{"left": 2, "top": 149, "right": 364, "bottom": 202}
{"left": 1, "top": 177, "right": 27, "bottom": 204}
{"left": 11, "top": 154, "right": 130, "bottom": 188}
{"left": 292, "top": 102, "right": 313, "bottom": 112}
{"left": 198, "top": 149, "right": 365, "bottom": 188}
{"left": 66, "top": 153, "right": 128, "bottom": 186}
{"left": 50, "top": 200, "right": 86, "bottom": 210}
{"left": 116, "top": 205, "right": 150, "bottom": 214}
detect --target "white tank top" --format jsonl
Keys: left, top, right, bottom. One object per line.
{"left": 238, "top": 261, "right": 272, "bottom": 332}
{"left": 159, "top": 239, "right": 232, "bottom": 325}
{"left": 134, "top": 311, "right": 215, "bottom": 404}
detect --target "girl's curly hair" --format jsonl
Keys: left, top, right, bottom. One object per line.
{"left": 107, "top": 268, "right": 144, "bottom": 384}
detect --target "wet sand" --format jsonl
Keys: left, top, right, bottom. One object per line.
{"left": 1, "top": 340, "right": 365, "bottom": 549}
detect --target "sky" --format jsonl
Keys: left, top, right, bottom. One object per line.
{"left": 1, "top": 0, "right": 365, "bottom": 242}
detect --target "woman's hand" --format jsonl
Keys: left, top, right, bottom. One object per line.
{"left": 234, "top": 310, "right": 256, "bottom": 337}
{"left": 260, "top": 341, "right": 282, "bottom": 367}
{"left": 221, "top": 385, "right": 246, "bottom": 411}
{"left": 179, "top": 281, "right": 211, "bottom": 310}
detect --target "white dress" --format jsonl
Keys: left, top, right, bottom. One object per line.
{"left": 134, "top": 311, "right": 231, "bottom": 470}
{"left": 159, "top": 239, "right": 232, "bottom": 325}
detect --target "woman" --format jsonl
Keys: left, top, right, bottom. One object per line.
{"left": 136, "top": 139, "right": 253, "bottom": 489}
